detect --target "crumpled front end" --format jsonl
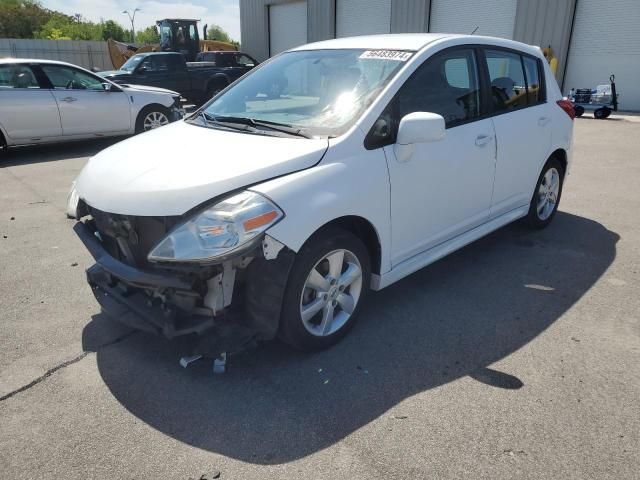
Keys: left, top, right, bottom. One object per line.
{"left": 74, "top": 200, "right": 295, "bottom": 357}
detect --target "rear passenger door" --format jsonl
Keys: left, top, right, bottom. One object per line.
{"left": 482, "top": 48, "right": 552, "bottom": 218}
{"left": 382, "top": 47, "right": 497, "bottom": 266}
{"left": 0, "top": 63, "right": 62, "bottom": 142}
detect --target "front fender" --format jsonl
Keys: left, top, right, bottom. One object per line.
{"left": 250, "top": 139, "right": 392, "bottom": 275}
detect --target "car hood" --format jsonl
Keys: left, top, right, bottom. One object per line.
{"left": 119, "top": 83, "right": 180, "bottom": 96}
{"left": 75, "top": 120, "right": 329, "bottom": 216}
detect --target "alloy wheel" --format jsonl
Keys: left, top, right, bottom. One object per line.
{"left": 143, "top": 111, "right": 169, "bottom": 131}
{"left": 537, "top": 167, "right": 560, "bottom": 220}
{"left": 299, "top": 249, "right": 363, "bottom": 337}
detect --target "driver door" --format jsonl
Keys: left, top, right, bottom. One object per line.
{"left": 38, "top": 64, "right": 131, "bottom": 136}
{"left": 380, "top": 48, "right": 497, "bottom": 266}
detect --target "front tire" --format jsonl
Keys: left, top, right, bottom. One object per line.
{"left": 135, "top": 105, "right": 170, "bottom": 134}
{"left": 525, "top": 158, "right": 564, "bottom": 229}
{"left": 279, "top": 227, "right": 371, "bottom": 351}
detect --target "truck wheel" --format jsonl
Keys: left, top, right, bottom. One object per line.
{"left": 278, "top": 227, "right": 371, "bottom": 351}
{"left": 135, "top": 105, "right": 170, "bottom": 133}
{"left": 594, "top": 108, "right": 606, "bottom": 120}
{"left": 206, "top": 82, "right": 227, "bottom": 101}
{"left": 574, "top": 105, "right": 584, "bottom": 117}
{"left": 602, "top": 107, "right": 612, "bottom": 118}
{"left": 525, "top": 157, "right": 564, "bottom": 229}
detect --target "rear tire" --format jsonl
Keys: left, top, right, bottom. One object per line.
{"left": 135, "top": 105, "right": 170, "bottom": 134}
{"left": 525, "top": 157, "right": 564, "bottom": 229}
{"left": 594, "top": 108, "right": 606, "bottom": 119}
{"left": 574, "top": 105, "right": 585, "bottom": 117}
{"left": 278, "top": 227, "right": 371, "bottom": 351}
{"left": 205, "top": 81, "right": 227, "bottom": 103}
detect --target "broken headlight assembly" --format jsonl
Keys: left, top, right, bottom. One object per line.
{"left": 148, "top": 191, "right": 284, "bottom": 264}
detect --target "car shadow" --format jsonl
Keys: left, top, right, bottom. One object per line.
{"left": 82, "top": 212, "right": 618, "bottom": 464}
{"left": 0, "top": 137, "right": 125, "bottom": 168}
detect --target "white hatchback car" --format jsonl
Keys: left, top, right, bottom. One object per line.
{"left": 0, "top": 59, "right": 184, "bottom": 149}
{"left": 70, "top": 34, "right": 574, "bottom": 356}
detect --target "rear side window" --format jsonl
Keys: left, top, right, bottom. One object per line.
{"left": 485, "top": 49, "right": 527, "bottom": 111}
{"left": 0, "top": 64, "right": 40, "bottom": 89}
{"left": 522, "top": 55, "right": 545, "bottom": 104}
{"left": 396, "top": 48, "right": 481, "bottom": 127}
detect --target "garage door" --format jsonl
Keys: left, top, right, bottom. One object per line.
{"left": 269, "top": 1, "right": 307, "bottom": 56}
{"left": 564, "top": 0, "right": 640, "bottom": 111}
{"left": 429, "top": 0, "right": 516, "bottom": 39}
{"left": 336, "top": 0, "right": 391, "bottom": 38}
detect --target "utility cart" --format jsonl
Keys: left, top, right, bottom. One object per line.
{"left": 567, "top": 74, "right": 619, "bottom": 119}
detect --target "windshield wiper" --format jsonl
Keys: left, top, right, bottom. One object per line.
{"left": 188, "top": 111, "right": 253, "bottom": 132}
{"left": 209, "top": 115, "right": 313, "bottom": 139}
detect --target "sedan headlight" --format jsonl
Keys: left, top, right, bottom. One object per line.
{"left": 148, "top": 191, "right": 284, "bottom": 263}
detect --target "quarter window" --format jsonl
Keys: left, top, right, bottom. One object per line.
{"left": 522, "top": 55, "right": 544, "bottom": 104}
{"left": 396, "top": 48, "right": 481, "bottom": 127}
{"left": 0, "top": 64, "right": 40, "bottom": 89}
{"left": 485, "top": 49, "right": 528, "bottom": 111}
{"left": 40, "top": 65, "right": 105, "bottom": 90}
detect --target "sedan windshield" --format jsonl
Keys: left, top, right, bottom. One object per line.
{"left": 120, "top": 55, "right": 144, "bottom": 72}
{"left": 201, "top": 49, "right": 413, "bottom": 137}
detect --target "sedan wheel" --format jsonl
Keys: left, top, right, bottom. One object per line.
{"left": 143, "top": 111, "right": 169, "bottom": 131}
{"left": 300, "top": 249, "right": 363, "bottom": 337}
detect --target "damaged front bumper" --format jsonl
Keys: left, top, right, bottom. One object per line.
{"left": 74, "top": 220, "right": 295, "bottom": 356}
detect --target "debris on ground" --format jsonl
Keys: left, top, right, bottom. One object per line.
{"left": 10, "top": 216, "right": 15, "bottom": 220}
{"left": 70, "top": 262, "right": 78, "bottom": 267}
{"left": 393, "top": 415, "right": 408, "bottom": 420}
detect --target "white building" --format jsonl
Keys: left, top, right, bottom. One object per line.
{"left": 240, "top": 0, "right": 640, "bottom": 111}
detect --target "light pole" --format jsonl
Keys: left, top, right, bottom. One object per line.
{"left": 122, "top": 8, "right": 140, "bottom": 43}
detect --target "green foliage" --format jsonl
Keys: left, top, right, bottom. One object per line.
{"left": 136, "top": 25, "right": 160, "bottom": 45}
{"left": 0, "top": 0, "right": 130, "bottom": 41}
{"left": 0, "top": 0, "right": 52, "bottom": 38}
{"left": 206, "top": 24, "right": 233, "bottom": 43}
{"left": 102, "top": 20, "right": 127, "bottom": 42}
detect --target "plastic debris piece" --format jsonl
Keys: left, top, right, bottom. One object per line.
{"left": 213, "top": 352, "right": 227, "bottom": 374}
{"left": 180, "top": 355, "right": 203, "bottom": 368}
{"left": 200, "top": 470, "right": 221, "bottom": 479}
{"left": 70, "top": 262, "right": 78, "bottom": 267}
{"left": 323, "top": 379, "right": 329, "bottom": 384}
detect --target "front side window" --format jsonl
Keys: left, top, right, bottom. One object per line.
{"left": 395, "top": 48, "right": 481, "bottom": 128}
{"left": 200, "top": 49, "right": 412, "bottom": 137}
{"left": 139, "top": 56, "right": 169, "bottom": 73}
{"left": 41, "top": 65, "right": 104, "bottom": 90}
{"left": 236, "top": 54, "right": 255, "bottom": 67}
{"left": 0, "top": 64, "right": 40, "bottom": 89}
{"left": 485, "top": 49, "right": 527, "bottom": 111}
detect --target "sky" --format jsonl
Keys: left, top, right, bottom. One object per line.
{"left": 40, "top": 0, "right": 241, "bottom": 41}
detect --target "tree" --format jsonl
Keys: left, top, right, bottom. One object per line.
{"left": 136, "top": 25, "right": 160, "bottom": 44}
{"left": 101, "top": 19, "right": 127, "bottom": 42}
{"left": 0, "top": 0, "right": 53, "bottom": 38}
{"left": 206, "top": 24, "right": 233, "bottom": 43}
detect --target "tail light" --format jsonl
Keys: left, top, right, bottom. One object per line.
{"left": 557, "top": 99, "right": 575, "bottom": 120}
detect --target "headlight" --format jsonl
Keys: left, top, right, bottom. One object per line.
{"left": 148, "top": 191, "right": 284, "bottom": 263}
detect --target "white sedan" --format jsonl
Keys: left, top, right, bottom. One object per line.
{"left": 0, "top": 58, "right": 184, "bottom": 149}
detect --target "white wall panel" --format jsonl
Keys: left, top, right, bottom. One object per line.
{"left": 269, "top": 1, "right": 308, "bottom": 55}
{"left": 430, "top": 0, "right": 517, "bottom": 39}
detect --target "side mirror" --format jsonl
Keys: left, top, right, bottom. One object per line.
{"left": 137, "top": 66, "right": 147, "bottom": 74}
{"left": 102, "top": 82, "right": 112, "bottom": 92}
{"left": 394, "top": 112, "right": 445, "bottom": 162}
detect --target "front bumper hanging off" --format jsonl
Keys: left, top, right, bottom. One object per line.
{"left": 74, "top": 221, "right": 295, "bottom": 356}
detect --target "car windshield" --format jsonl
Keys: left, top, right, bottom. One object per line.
{"left": 201, "top": 49, "right": 413, "bottom": 137}
{"left": 120, "top": 55, "right": 144, "bottom": 72}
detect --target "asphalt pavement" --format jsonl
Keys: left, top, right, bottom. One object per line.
{"left": 0, "top": 118, "right": 638, "bottom": 479}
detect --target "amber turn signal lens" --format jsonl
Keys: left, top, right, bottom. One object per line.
{"left": 243, "top": 210, "right": 279, "bottom": 231}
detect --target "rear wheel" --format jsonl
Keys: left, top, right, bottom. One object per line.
{"left": 574, "top": 105, "right": 585, "bottom": 117}
{"left": 205, "top": 81, "right": 227, "bottom": 102}
{"left": 525, "top": 158, "right": 564, "bottom": 229}
{"left": 279, "top": 227, "right": 371, "bottom": 351}
{"left": 594, "top": 108, "right": 606, "bottom": 119}
{"left": 135, "top": 105, "right": 170, "bottom": 133}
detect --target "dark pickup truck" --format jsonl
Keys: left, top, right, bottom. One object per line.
{"left": 99, "top": 51, "right": 258, "bottom": 105}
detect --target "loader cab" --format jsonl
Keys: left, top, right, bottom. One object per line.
{"left": 157, "top": 19, "right": 200, "bottom": 62}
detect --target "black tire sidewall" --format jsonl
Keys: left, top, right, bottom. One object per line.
{"left": 279, "top": 227, "right": 371, "bottom": 351}
{"left": 135, "top": 105, "right": 170, "bottom": 134}
{"left": 526, "top": 158, "right": 564, "bottom": 229}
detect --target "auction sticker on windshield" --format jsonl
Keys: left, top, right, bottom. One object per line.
{"left": 359, "top": 50, "right": 413, "bottom": 61}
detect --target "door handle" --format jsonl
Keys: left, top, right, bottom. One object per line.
{"left": 475, "top": 134, "right": 493, "bottom": 147}
{"left": 61, "top": 96, "right": 77, "bottom": 102}
{"left": 538, "top": 116, "right": 550, "bottom": 126}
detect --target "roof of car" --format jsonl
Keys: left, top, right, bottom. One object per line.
{"left": 291, "top": 33, "right": 541, "bottom": 56}
{"left": 0, "top": 58, "right": 74, "bottom": 66}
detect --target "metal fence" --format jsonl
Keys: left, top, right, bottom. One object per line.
{"left": 0, "top": 39, "right": 113, "bottom": 70}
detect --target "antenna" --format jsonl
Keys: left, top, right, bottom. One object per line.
{"left": 470, "top": 26, "right": 479, "bottom": 35}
